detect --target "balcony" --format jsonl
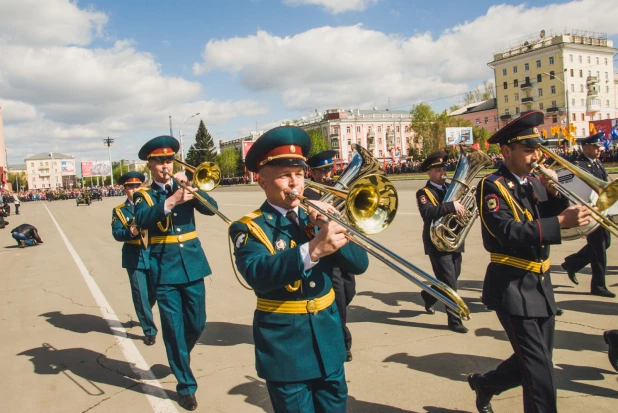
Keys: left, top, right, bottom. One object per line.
{"left": 546, "top": 106, "right": 561, "bottom": 113}
{"left": 330, "top": 136, "right": 340, "bottom": 148}
{"left": 587, "top": 98, "right": 601, "bottom": 113}
{"left": 500, "top": 114, "right": 513, "bottom": 120}
{"left": 39, "top": 172, "right": 50, "bottom": 177}
{"left": 587, "top": 76, "right": 599, "bottom": 85}
{"left": 520, "top": 82, "right": 533, "bottom": 90}
{"left": 521, "top": 96, "right": 534, "bottom": 103}
{"left": 386, "top": 132, "right": 395, "bottom": 146}
{"left": 367, "top": 131, "right": 375, "bottom": 139}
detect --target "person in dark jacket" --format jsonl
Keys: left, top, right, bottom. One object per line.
{"left": 467, "top": 111, "right": 591, "bottom": 413}
{"left": 416, "top": 150, "right": 468, "bottom": 333}
{"left": 561, "top": 132, "right": 615, "bottom": 298}
{"left": 11, "top": 224, "right": 43, "bottom": 247}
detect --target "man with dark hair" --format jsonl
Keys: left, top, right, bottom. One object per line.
{"left": 11, "top": 224, "right": 43, "bottom": 247}
{"left": 468, "top": 111, "right": 591, "bottom": 413}
{"left": 561, "top": 132, "right": 615, "bottom": 298}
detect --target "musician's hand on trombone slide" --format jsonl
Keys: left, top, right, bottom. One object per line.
{"left": 306, "top": 201, "right": 349, "bottom": 261}
{"left": 558, "top": 205, "right": 592, "bottom": 229}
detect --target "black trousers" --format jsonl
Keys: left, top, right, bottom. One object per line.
{"left": 421, "top": 251, "right": 462, "bottom": 326}
{"left": 563, "top": 226, "right": 610, "bottom": 291}
{"left": 331, "top": 268, "right": 356, "bottom": 351}
{"left": 480, "top": 312, "right": 557, "bottom": 413}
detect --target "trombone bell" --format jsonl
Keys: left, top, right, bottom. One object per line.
{"left": 175, "top": 159, "right": 221, "bottom": 192}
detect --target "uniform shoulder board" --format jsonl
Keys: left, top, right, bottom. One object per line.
{"left": 115, "top": 202, "right": 127, "bottom": 209}
{"left": 485, "top": 172, "right": 503, "bottom": 183}
{"left": 237, "top": 209, "right": 263, "bottom": 224}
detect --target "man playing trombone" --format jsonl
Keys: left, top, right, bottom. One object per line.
{"left": 468, "top": 111, "right": 591, "bottom": 413}
{"left": 111, "top": 171, "right": 157, "bottom": 346}
{"left": 561, "top": 132, "right": 615, "bottom": 298}
{"left": 416, "top": 151, "right": 468, "bottom": 333}
{"left": 134, "top": 136, "right": 219, "bottom": 411}
{"left": 229, "top": 127, "right": 368, "bottom": 413}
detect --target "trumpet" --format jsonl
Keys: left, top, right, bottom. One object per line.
{"left": 289, "top": 147, "right": 471, "bottom": 321}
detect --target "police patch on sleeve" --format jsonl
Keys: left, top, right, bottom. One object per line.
{"left": 484, "top": 194, "right": 499, "bottom": 212}
{"left": 112, "top": 216, "right": 117, "bottom": 224}
{"left": 135, "top": 197, "right": 142, "bottom": 204}
{"left": 419, "top": 195, "right": 428, "bottom": 205}
{"left": 234, "top": 232, "right": 248, "bottom": 249}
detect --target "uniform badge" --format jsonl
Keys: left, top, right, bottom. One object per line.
{"left": 234, "top": 232, "right": 248, "bottom": 249}
{"left": 275, "top": 238, "right": 286, "bottom": 251}
{"left": 112, "top": 216, "right": 117, "bottom": 224}
{"left": 484, "top": 194, "right": 500, "bottom": 212}
{"left": 507, "top": 181, "right": 514, "bottom": 189}
{"left": 419, "top": 195, "right": 428, "bottom": 205}
{"left": 135, "top": 197, "right": 142, "bottom": 204}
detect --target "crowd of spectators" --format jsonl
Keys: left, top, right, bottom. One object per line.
{"left": 2, "top": 185, "right": 125, "bottom": 202}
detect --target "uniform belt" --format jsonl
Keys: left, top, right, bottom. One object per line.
{"left": 125, "top": 240, "right": 141, "bottom": 245}
{"left": 490, "top": 253, "right": 550, "bottom": 274}
{"left": 150, "top": 231, "right": 198, "bottom": 244}
{"left": 256, "top": 288, "right": 335, "bottom": 315}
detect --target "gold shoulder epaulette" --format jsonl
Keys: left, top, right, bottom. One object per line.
{"left": 238, "top": 209, "right": 263, "bottom": 224}
{"left": 115, "top": 202, "right": 127, "bottom": 209}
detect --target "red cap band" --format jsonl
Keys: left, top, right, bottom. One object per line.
{"left": 147, "top": 148, "right": 175, "bottom": 158}
{"left": 124, "top": 177, "right": 141, "bottom": 184}
{"left": 256, "top": 145, "right": 306, "bottom": 169}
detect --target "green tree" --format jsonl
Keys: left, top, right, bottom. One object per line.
{"left": 235, "top": 152, "right": 245, "bottom": 177}
{"left": 473, "top": 127, "right": 491, "bottom": 153}
{"left": 307, "top": 128, "right": 330, "bottom": 156}
{"left": 8, "top": 172, "right": 27, "bottom": 190}
{"left": 186, "top": 120, "right": 217, "bottom": 167}
{"left": 410, "top": 105, "right": 472, "bottom": 158}
{"left": 217, "top": 148, "right": 239, "bottom": 177}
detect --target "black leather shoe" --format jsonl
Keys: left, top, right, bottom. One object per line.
{"left": 143, "top": 335, "right": 156, "bottom": 346}
{"left": 424, "top": 304, "right": 435, "bottom": 315}
{"left": 561, "top": 263, "right": 578, "bottom": 285}
{"left": 468, "top": 373, "right": 493, "bottom": 413}
{"left": 449, "top": 324, "right": 469, "bottom": 334}
{"left": 604, "top": 330, "right": 618, "bottom": 373}
{"left": 556, "top": 308, "right": 564, "bottom": 316}
{"left": 346, "top": 350, "right": 353, "bottom": 362}
{"left": 179, "top": 394, "right": 198, "bottom": 411}
{"left": 592, "top": 288, "right": 616, "bottom": 298}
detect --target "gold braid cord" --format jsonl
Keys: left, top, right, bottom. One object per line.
{"left": 494, "top": 181, "right": 533, "bottom": 221}
{"left": 422, "top": 188, "right": 439, "bottom": 206}
{"left": 114, "top": 204, "right": 129, "bottom": 228}
{"left": 138, "top": 189, "right": 170, "bottom": 232}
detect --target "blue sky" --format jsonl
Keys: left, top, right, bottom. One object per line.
{"left": 1, "top": 0, "right": 617, "bottom": 168}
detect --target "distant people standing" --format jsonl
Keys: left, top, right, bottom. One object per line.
{"left": 12, "top": 192, "right": 20, "bottom": 215}
{"left": 11, "top": 224, "right": 43, "bottom": 247}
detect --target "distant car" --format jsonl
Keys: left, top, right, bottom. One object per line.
{"left": 91, "top": 190, "right": 103, "bottom": 201}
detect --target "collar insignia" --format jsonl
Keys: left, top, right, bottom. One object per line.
{"left": 507, "top": 181, "right": 514, "bottom": 189}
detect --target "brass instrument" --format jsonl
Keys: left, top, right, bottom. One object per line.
{"left": 163, "top": 160, "right": 231, "bottom": 224}
{"left": 292, "top": 145, "right": 471, "bottom": 320}
{"left": 430, "top": 145, "right": 492, "bottom": 252}
{"left": 532, "top": 146, "right": 618, "bottom": 238}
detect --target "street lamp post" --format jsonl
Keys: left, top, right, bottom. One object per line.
{"left": 103, "top": 137, "right": 115, "bottom": 186}
{"left": 543, "top": 70, "right": 570, "bottom": 148}
{"left": 179, "top": 112, "right": 200, "bottom": 164}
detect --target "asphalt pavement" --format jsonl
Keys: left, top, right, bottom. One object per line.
{"left": 1, "top": 180, "right": 617, "bottom": 412}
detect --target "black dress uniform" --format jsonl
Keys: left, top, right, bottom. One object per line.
{"left": 562, "top": 133, "right": 614, "bottom": 297}
{"left": 468, "top": 111, "right": 570, "bottom": 413}
{"left": 416, "top": 151, "right": 465, "bottom": 331}
{"left": 305, "top": 150, "right": 357, "bottom": 360}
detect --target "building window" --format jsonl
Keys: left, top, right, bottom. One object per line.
{"left": 513, "top": 66, "right": 518, "bottom": 73}
{"left": 587, "top": 56, "right": 591, "bottom": 64}
{"left": 396, "top": 126, "right": 400, "bottom": 132}
{"left": 607, "top": 100, "right": 610, "bottom": 107}
{"left": 504, "top": 95, "right": 508, "bottom": 103}
{"left": 503, "top": 81, "right": 508, "bottom": 90}
{"left": 588, "top": 70, "right": 591, "bottom": 77}
{"left": 333, "top": 126, "right": 338, "bottom": 134}
{"left": 502, "top": 68, "right": 507, "bottom": 76}
{"left": 377, "top": 126, "right": 381, "bottom": 132}
{"left": 536, "top": 60, "right": 541, "bottom": 68}
{"left": 549, "top": 56, "right": 554, "bottom": 65}
{"left": 553, "top": 116, "right": 558, "bottom": 123}
{"left": 494, "top": 116, "right": 498, "bottom": 122}
{"left": 573, "top": 113, "right": 576, "bottom": 121}
{"left": 578, "top": 55, "right": 582, "bottom": 63}
{"left": 569, "top": 54, "right": 573, "bottom": 62}
{"left": 538, "top": 88, "right": 543, "bottom": 97}
{"left": 581, "top": 113, "right": 585, "bottom": 121}
{"left": 549, "top": 71, "right": 555, "bottom": 79}
{"left": 596, "top": 57, "right": 599, "bottom": 64}
{"left": 581, "top": 99, "right": 584, "bottom": 106}
{"left": 551, "top": 100, "right": 557, "bottom": 108}
{"left": 605, "top": 58, "right": 608, "bottom": 65}
{"left": 505, "top": 109, "right": 510, "bottom": 115}
{"left": 484, "top": 117, "right": 489, "bottom": 124}
{"left": 356, "top": 126, "right": 361, "bottom": 132}
{"left": 524, "top": 63, "right": 529, "bottom": 71}
{"left": 346, "top": 126, "right": 351, "bottom": 134}
{"left": 608, "top": 114, "right": 611, "bottom": 119}
{"left": 367, "top": 126, "right": 371, "bottom": 132}
{"left": 514, "top": 93, "right": 519, "bottom": 100}
{"left": 605, "top": 72, "right": 609, "bottom": 80}
{"left": 379, "top": 150, "right": 383, "bottom": 157}
{"left": 570, "top": 68, "right": 574, "bottom": 76}
{"left": 571, "top": 98, "right": 575, "bottom": 106}
{"left": 580, "top": 85, "right": 584, "bottom": 92}
{"left": 579, "top": 70, "right": 583, "bottom": 77}
{"left": 515, "top": 107, "right": 520, "bottom": 114}
{"left": 606, "top": 86, "right": 609, "bottom": 93}
{"left": 405, "top": 126, "right": 409, "bottom": 132}
{"left": 475, "top": 118, "right": 480, "bottom": 125}
{"left": 570, "top": 84, "right": 574, "bottom": 92}
{"left": 551, "top": 85, "right": 556, "bottom": 94}
{"left": 514, "top": 79, "right": 519, "bottom": 87}
{"left": 537, "top": 74, "right": 542, "bottom": 82}
{"left": 582, "top": 128, "right": 586, "bottom": 135}
{"left": 539, "top": 102, "right": 544, "bottom": 110}
{"left": 378, "top": 138, "right": 382, "bottom": 144}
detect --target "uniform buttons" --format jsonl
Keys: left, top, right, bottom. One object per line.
{"left": 179, "top": 244, "right": 184, "bottom": 248}
{"left": 309, "top": 281, "right": 316, "bottom": 288}
{"left": 541, "top": 276, "right": 545, "bottom": 281}
{"left": 177, "top": 228, "right": 181, "bottom": 232}
{"left": 173, "top": 213, "right": 177, "bottom": 216}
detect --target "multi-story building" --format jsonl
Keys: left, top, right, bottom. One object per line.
{"left": 24, "top": 152, "right": 76, "bottom": 190}
{"left": 127, "top": 160, "right": 147, "bottom": 172}
{"left": 489, "top": 29, "right": 617, "bottom": 139}
{"left": 294, "top": 108, "right": 415, "bottom": 161}
{"left": 219, "top": 131, "right": 263, "bottom": 156}
{"left": 448, "top": 99, "right": 500, "bottom": 133}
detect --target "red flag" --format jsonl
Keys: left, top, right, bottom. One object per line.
{"left": 472, "top": 143, "right": 480, "bottom": 150}
{"left": 484, "top": 141, "right": 489, "bottom": 149}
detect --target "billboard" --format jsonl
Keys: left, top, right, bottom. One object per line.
{"left": 243, "top": 141, "right": 255, "bottom": 159}
{"left": 445, "top": 127, "right": 473, "bottom": 145}
{"left": 81, "top": 161, "right": 111, "bottom": 177}
{"left": 61, "top": 160, "right": 75, "bottom": 175}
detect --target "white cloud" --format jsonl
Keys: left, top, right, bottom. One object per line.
{"left": 0, "top": 0, "right": 107, "bottom": 46}
{"left": 195, "top": 0, "right": 618, "bottom": 112}
{"left": 282, "top": 0, "right": 379, "bottom": 14}
{"left": 0, "top": 0, "right": 269, "bottom": 164}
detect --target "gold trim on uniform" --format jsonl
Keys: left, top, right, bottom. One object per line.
{"left": 490, "top": 253, "right": 550, "bottom": 274}
{"left": 256, "top": 288, "right": 335, "bottom": 315}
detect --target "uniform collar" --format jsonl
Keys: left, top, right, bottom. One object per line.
{"left": 267, "top": 200, "right": 299, "bottom": 218}
{"left": 428, "top": 181, "right": 444, "bottom": 191}
{"left": 152, "top": 179, "right": 173, "bottom": 191}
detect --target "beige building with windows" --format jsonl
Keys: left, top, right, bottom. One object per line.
{"left": 24, "top": 152, "right": 76, "bottom": 190}
{"left": 489, "top": 29, "right": 617, "bottom": 139}
{"left": 294, "top": 108, "right": 415, "bottom": 161}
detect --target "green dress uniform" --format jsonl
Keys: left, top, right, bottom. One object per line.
{"left": 133, "top": 136, "right": 219, "bottom": 401}
{"left": 230, "top": 126, "right": 369, "bottom": 413}
{"left": 111, "top": 198, "right": 157, "bottom": 337}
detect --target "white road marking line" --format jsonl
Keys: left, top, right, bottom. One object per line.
{"left": 43, "top": 204, "right": 178, "bottom": 413}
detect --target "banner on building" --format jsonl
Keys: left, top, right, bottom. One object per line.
{"left": 61, "top": 160, "right": 75, "bottom": 175}
{"left": 445, "top": 127, "right": 473, "bottom": 145}
{"left": 243, "top": 141, "right": 255, "bottom": 159}
{"left": 81, "top": 161, "right": 111, "bottom": 177}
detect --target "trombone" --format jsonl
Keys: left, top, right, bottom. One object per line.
{"left": 532, "top": 146, "right": 618, "bottom": 238}
{"left": 163, "top": 159, "right": 231, "bottom": 224}
{"left": 290, "top": 173, "right": 471, "bottom": 321}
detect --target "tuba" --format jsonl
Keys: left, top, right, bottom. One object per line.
{"left": 430, "top": 145, "right": 492, "bottom": 252}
